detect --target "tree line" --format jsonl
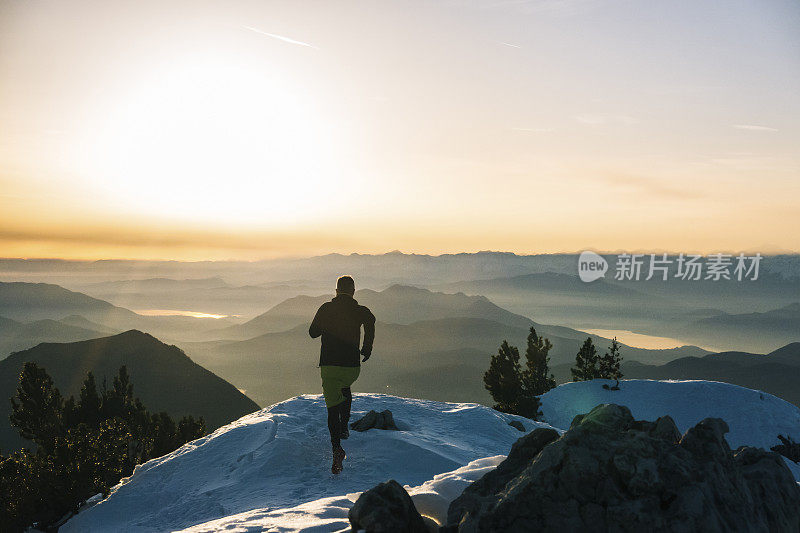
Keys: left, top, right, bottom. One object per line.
{"left": 484, "top": 328, "right": 623, "bottom": 420}
{"left": 0, "top": 363, "right": 206, "bottom": 532}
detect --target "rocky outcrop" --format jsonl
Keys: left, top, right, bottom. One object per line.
{"left": 772, "top": 434, "right": 800, "bottom": 463}
{"left": 446, "top": 404, "right": 800, "bottom": 532}
{"left": 507, "top": 420, "right": 525, "bottom": 432}
{"left": 350, "top": 410, "right": 399, "bottom": 432}
{"left": 348, "top": 479, "right": 427, "bottom": 532}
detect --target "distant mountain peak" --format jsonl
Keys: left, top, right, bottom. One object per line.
{"left": 381, "top": 284, "right": 427, "bottom": 293}
{"left": 768, "top": 342, "right": 800, "bottom": 358}
{"left": 115, "top": 329, "right": 155, "bottom": 340}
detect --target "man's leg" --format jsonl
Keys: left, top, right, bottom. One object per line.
{"left": 320, "top": 366, "right": 346, "bottom": 445}
{"left": 321, "top": 366, "right": 360, "bottom": 474}
{"left": 321, "top": 366, "right": 348, "bottom": 474}
{"left": 327, "top": 404, "right": 343, "bottom": 447}
{"left": 338, "top": 367, "right": 360, "bottom": 440}
{"left": 339, "top": 387, "right": 352, "bottom": 439}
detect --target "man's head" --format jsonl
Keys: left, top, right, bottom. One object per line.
{"left": 336, "top": 275, "right": 355, "bottom": 296}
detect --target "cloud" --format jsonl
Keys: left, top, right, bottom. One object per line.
{"left": 732, "top": 124, "right": 778, "bottom": 132}
{"left": 242, "top": 26, "right": 319, "bottom": 49}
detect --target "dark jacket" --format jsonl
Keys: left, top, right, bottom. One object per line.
{"left": 309, "top": 294, "right": 375, "bottom": 367}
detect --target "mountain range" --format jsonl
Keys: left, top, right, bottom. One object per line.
{"left": 0, "top": 315, "right": 110, "bottom": 359}
{"left": 679, "top": 303, "right": 800, "bottom": 350}
{"left": 0, "top": 281, "right": 237, "bottom": 341}
{"left": 179, "top": 285, "right": 708, "bottom": 407}
{"left": 0, "top": 330, "right": 259, "bottom": 453}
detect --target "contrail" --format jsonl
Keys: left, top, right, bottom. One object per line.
{"left": 242, "top": 26, "right": 319, "bottom": 50}
{"left": 498, "top": 41, "right": 522, "bottom": 48}
{"left": 732, "top": 124, "right": 778, "bottom": 132}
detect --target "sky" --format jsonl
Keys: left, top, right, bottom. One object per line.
{"left": 1, "top": 0, "right": 798, "bottom": 260}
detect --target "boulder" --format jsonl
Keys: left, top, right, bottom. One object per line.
{"left": 348, "top": 479, "right": 427, "bottom": 533}
{"left": 350, "top": 410, "right": 399, "bottom": 432}
{"left": 446, "top": 403, "right": 800, "bottom": 532}
{"left": 507, "top": 421, "right": 525, "bottom": 432}
{"left": 772, "top": 434, "right": 800, "bottom": 463}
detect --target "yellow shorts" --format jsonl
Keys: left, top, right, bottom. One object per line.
{"left": 320, "top": 365, "right": 361, "bottom": 407}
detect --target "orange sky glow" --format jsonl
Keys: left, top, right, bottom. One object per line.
{"left": 1, "top": 0, "right": 798, "bottom": 260}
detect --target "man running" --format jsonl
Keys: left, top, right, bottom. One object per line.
{"left": 309, "top": 275, "right": 375, "bottom": 474}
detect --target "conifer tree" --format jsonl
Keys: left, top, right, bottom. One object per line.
{"left": 484, "top": 341, "right": 524, "bottom": 413}
{"left": 3, "top": 364, "right": 206, "bottom": 531}
{"left": 523, "top": 327, "right": 556, "bottom": 395}
{"left": 599, "top": 337, "right": 623, "bottom": 383}
{"left": 571, "top": 337, "right": 600, "bottom": 381}
{"left": 77, "top": 371, "right": 102, "bottom": 427}
{"left": 9, "top": 362, "right": 65, "bottom": 453}
{"left": 484, "top": 334, "right": 549, "bottom": 420}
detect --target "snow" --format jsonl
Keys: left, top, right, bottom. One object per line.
{"left": 61, "top": 394, "right": 549, "bottom": 532}
{"left": 63, "top": 380, "right": 800, "bottom": 532}
{"left": 175, "top": 456, "right": 505, "bottom": 533}
{"left": 540, "top": 379, "right": 800, "bottom": 451}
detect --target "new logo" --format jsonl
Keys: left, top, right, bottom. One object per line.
{"left": 578, "top": 251, "right": 608, "bottom": 282}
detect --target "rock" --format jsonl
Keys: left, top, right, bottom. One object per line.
{"left": 446, "top": 403, "right": 800, "bottom": 532}
{"left": 446, "top": 428, "right": 560, "bottom": 530}
{"left": 348, "top": 479, "right": 427, "bottom": 533}
{"left": 507, "top": 421, "right": 525, "bottom": 432}
{"left": 350, "top": 410, "right": 399, "bottom": 432}
{"left": 771, "top": 434, "right": 800, "bottom": 463}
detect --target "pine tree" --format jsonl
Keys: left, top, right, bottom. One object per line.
{"left": 599, "top": 337, "right": 623, "bottom": 384}
{"left": 77, "top": 372, "right": 102, "bottom": 427}
{"left": 523, "top": 327, "right": 556, "bottom": 395}
{"left": 571, "top": 337, "right": 600, "bottom": 381}
{"left": 9, "top": 362, "right": 65, "bottom": 453}
{"left": 483, "top": 341, "right": 524, "bottom": 413}
{"left": 484, "top": 337, "right": 545, "bottom": 420}
{"left": 177, "top": 415, "right": 206, "bottom": 445}
{"left": 4, "top": 364, "right": 207, "bottom": 531}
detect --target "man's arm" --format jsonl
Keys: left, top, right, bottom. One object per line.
{"left": 360, "top": 306, "right": 376, "bottom": 360}
{"left": 309, "top": 305, "right": 326, "bottom": 338}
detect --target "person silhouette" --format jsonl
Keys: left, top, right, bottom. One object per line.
{"left": 309, "top": 275, "right": 375, "bottom": 474}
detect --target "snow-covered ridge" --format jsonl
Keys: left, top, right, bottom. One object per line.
{"left": 63, "top": 381, "right": 800, "bottom": 532}
{"left": 541, "top": 379, "right": 800, "bottom": 451}
{"left": 62, "top": 393, "right": 549, "bottom": 532}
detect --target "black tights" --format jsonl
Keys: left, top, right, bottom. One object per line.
{"left": 327, "top": 386, "right": 352, "bottom": 447}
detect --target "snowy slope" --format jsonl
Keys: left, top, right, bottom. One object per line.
{"left": 62, "top": 394, "right": 551, "bottom": 532}
{"left": 176, "top": 456, "right": 505, "bottom": 532}
{"left": 63, "top": 381, "right": 800, "bottom": 532}
{"left": 540, "top": 379, "right": 800, "bottom": 450}
{"left": 541, "top": 379, "right": 800, "bottom": 482}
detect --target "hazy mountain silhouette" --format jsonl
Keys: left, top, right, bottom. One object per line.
{"left": 680, "top": 303, "right": 800, "bottom": 351}
{"left": 0, "top": 315, "right": 109, "bottom": 359}
{"left": 57, "top": 314, "right": 118, "bottom": 334}
{"left": 82, "top": 277, "right": 231, "bottom": 292}
{"left": 438, "top": 272, "right": 800, "bottom": 353}
{"left": 437, "top": 272, "right": 679, "bottom": 330}
{"left": 0, "top": 281, "right": 140, "bottom": 323}
{"left": 442, "top": 271, "right": 643, "bottom": 297}
{"left": 0, "top": 330, "right": 259, "bottom": 452}
{"left": 0, "top": 281, "right": 238, "bottom": 340}
{"left": 3, "top": 252, "right": 798, "bottom": 288}
{"left": 4, "top": 254, "right": 798, "bottom": 352}
{"left": 75, "top": 277, "right": 330, "bottom": 323}
{"left": 217, "top": 285, "right": 557, "bottom": 340}
{"left": 182, "top": 306, "right": 708, "bottom": 409}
